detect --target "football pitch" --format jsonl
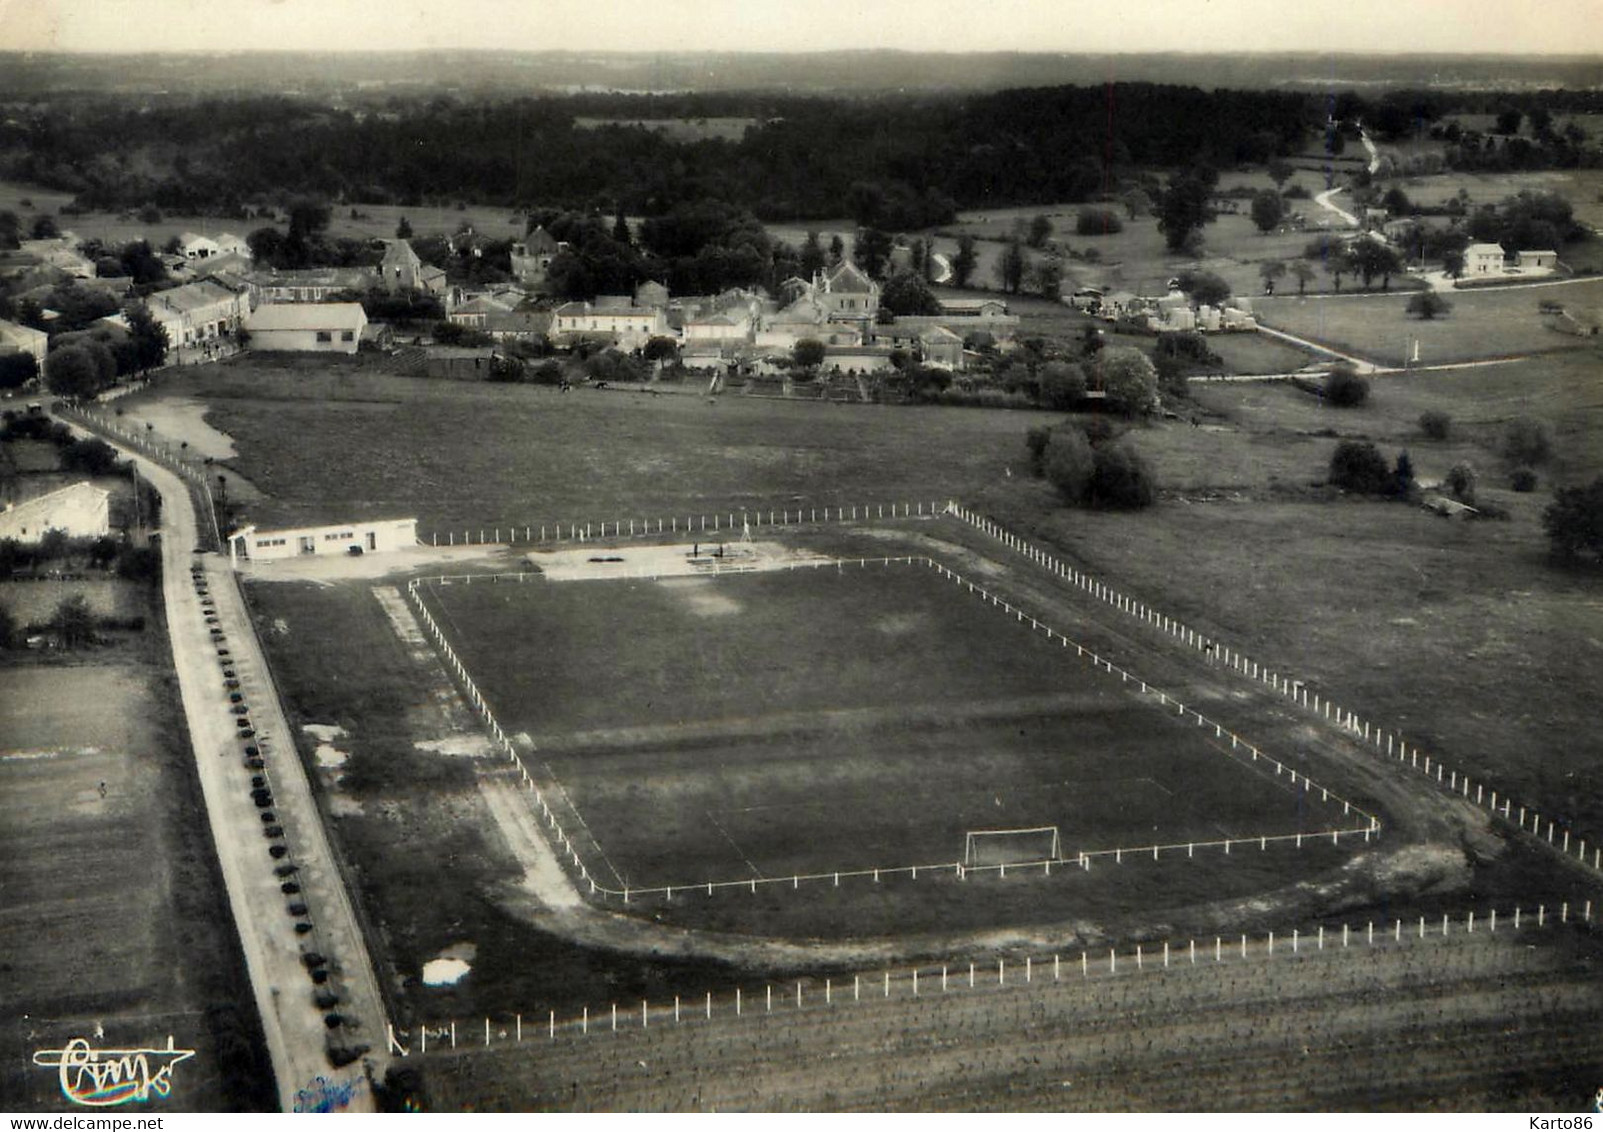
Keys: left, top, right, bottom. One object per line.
{"left": 418, "top": 555, "right": 1364, "bottom": 891}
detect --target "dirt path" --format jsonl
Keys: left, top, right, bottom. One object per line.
{"left": 57, "top": 415, "right": 388, "bottom": 1111}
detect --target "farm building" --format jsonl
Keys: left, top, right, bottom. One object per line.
{"left": 245, "top": 303, "right": 368, "bottom": 354}
{"left": 228, "top": 517, "right": 418, "bottom": 566}
{"left": 1516, "top": 250, "right": 1559, "bottom": 270}
{"left": 0, "top": 481, "right": 111, "bottom": 543}
{"left": 0, "top": 317, "right": 49, "bottom": 367}
{"left": 148, "top": 278, "right": 251, "bottom": 348}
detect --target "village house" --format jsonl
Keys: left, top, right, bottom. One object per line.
{"left": 228, "top": 516, "right": 417, "bottom": 566}
{"left": 177, "top": 233, "right": 221, "bottom": 260}
{"left": 0, "top": 481, "right": 111, "bottom": 543}
{"left": 508, "top": 227, "right": 565, "bottom": 289}
{"left": 245, "top": 302, "right": 368, "bottom": 354}
{"left": 814, "top": 261, "right": 880, "bottom": 325}
{"left": 447, "top": 294, "right": 513, "bottom": 329}
{"left": 1464, "top": 243, "right": 1507, "bottom": 277}
{"left": 550, "top": 299, "right": 667, "bottom": 349}
{"left": 381, "top": 238, "right": 447, "bottom": 296}
{"left": 481, "top": 309, "right": 553, "bottom": 342}
{"left": 18, "top": 235, "right": 97, "bottom": 280}
{"left": 0, "top": 317, "right": 49, "bottom": 368}
{"left": 148, "top": 278, "right": 251, "bottom": 349}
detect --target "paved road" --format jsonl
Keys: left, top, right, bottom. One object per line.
{"left": 58, "top": 414, "right": 389, "bottom": 1111}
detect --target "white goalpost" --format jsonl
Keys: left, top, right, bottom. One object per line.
{"left": 964, "top": 826, "right": 1062, "bottom": 867}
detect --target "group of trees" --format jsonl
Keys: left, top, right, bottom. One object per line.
{"left": 2, "top": 84, "right": 1322, "bottom": 224}
{"left": 1026, "top": 418, "right": 1157, "bottom": 511}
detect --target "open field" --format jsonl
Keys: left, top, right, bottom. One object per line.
{"left": 417, "top": 926, "right": 1603, "bottom": 1111}
{"left": 420, "top": 562, "right": 1345, "bottom": 889}
{"left": 1255, "top": 279, "right": 1603, "bottom": 366}
{"left": 0, "top": 577, "right": 142, "bottom": 624}
{"left": 0, "top": 658, "right": 273, "bottom": 1111}
{"left": 128, "top": 363, "right": 1058, "bottom": 532}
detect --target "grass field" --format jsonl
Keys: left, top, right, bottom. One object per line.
{"left": 0, "top": 656, "right": 273, "bottom": 1111}
{"left": 132, "top": 364, "right": 1057, "bottom": 532}
{"left": 1255, "top": 279, "right": 1603, "bottom": 366}
{"left": 419, "top": 563, "right": 1349, "bottom": 889}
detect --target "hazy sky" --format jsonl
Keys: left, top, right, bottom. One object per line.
{"left": 4, "top": 0, "right": 1603, "bottom": 56}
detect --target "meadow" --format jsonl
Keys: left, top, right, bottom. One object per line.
{"left": 1255, "top": 278, "right": 1603, "bottom": 366}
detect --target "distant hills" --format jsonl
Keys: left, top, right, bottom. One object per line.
{"left": 2, "top": 49, "right": 1601, "bottom": 99}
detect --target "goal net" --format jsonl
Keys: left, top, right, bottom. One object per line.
{"left": 963, "top": 826, "right": 1061, "bottom": 867}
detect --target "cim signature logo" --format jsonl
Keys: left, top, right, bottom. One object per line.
{"left": 32, "top": 1036, "right": 195, "bottom": 1107}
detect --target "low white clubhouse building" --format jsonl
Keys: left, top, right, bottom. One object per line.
{"left": 229, "top": 517, "right": 417, "bottom": 565}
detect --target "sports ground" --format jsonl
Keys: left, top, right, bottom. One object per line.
{"left": 417, "top": 554, "right": 1364, "bottom": 892}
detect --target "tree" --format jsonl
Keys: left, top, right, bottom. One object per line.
{"left": 1043, "top": 428, "right": 1095, "bottom": 504}
{"left": 792, "top": 338, "right": 825, "bottom": 372}
{"left": 1445, "top": 462, "right": 1477, "bottom": 503}
{"left": 799, "top": 231, "right": 826, "bottom": 279}
{"left": 52, "top": 594, "right": 96, "bottom": 650}
{"left": 126, "top": 304, "right": 169, "bottom": 372}
{"left": 1027, "top": 214, "right": 1053, "bottom": 249}
{"left": 118, "top": 239, "right": 166, "bottom": 285}
{"left": 1267, "top": 158, "right": 1295, "bottom": 195}
{"left": 45, "top": 345, "right": 107, "bottom": 400}
{"left": 853, "top": 228, "right": 893, "bottom": 279}
{"left": 1119, "top": 188, "right": 1153, "bottom": 219}
{"left": 642, "top": 336, "right": 679, "bottom": 364}
{"left": 1419, "top": 410, "right": 1452, "bottom": 440}
{"left": 1176, "top": 269, "right": 1230, "bottom": 309}
{"left": 1329, "top": 440, "right": 1393, "bottom": 494}
{"left": 1250, "top": 190, "right": 1285, "bottom": 234}
{"left": 30, "top": 213, "right": 60, "bottom": 240}
{"left": 1504, "top": 417, "right": 1552, "bottom": 466}
{"left": 1406, "top": 291, "right": 1452, "bottom": 320}
{"left": 1291, "top": 261, "right": 1317, "bottom": 295}
{"left": 952, "top": 235, "right": 978, "bottom": 288}
{"left": 1027, "top": 257, "right": 1063, "bottom": 301}
{"left": 1096, "top": 347, "right": 1160, "bottom": 416}
{"left": 1157, "top": 173, "right": 1213, "bottom": 253}
{"left": 1087, "top": 440, "right": 1157, "bottom": 510}
{"left": 0, "top": 351, "right": 37, "bottom": 390}
{"left": 0, "top": 601, "right": 15, "bottom": 650}
{"left": 1037, "top": 360, "right": 1086, "bottom": 410}
{"left": 827, "top": 234, "right": 845, "bottom": 265}
{"left": 1347, "top": 238, "right": 1403, "bottom": 290}
{"left": 286, "top": 197, "right": 332, "bottom": 243}
{"left": 995, "top": 238, "right": 1026, "bottom": 294}
{"left": 395, "top": 216, "right": 413, "bottom": 239}
{"left": 1495, "top": 107, "right": 1523, "bottom": 135}
{"left": 612, "top": 208, "right": 631, "bottom": 245}
{"left": 879, "top": 272, "right": 941, "bottom": 317}
{"left": 1075, "top": 208, "right": 1123, "bottom": 236}
{"left": 1259, "top": 259, "right": 1288, "bottom": 294}
{"left": 1324, "top": 366, "right": 1370, "bottom": 407}
{"left": 1441, "top": 248, "right": 1466, "bottom": 279}
{"left": 1543, "top": 477, "right": 1603, "bottom": 562}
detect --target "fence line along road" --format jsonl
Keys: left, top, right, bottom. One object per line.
{"left": 405, "top": 552, "right": 1377, "bottom": 907}
{"left": 946, "top": 502, "right": 1603, "bottom": 886}
{"left": 386, "top": 898, "right": 1598, "bottom": 1058}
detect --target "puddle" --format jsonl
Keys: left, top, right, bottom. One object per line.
{"left": 422, "top": 942, "right": 477, "bottom": 987}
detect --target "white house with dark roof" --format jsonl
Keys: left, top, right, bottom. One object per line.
{"left": 551, "top": 300, "right": 666, "bottom": 348}
{"left": 815, "top": 261, "right": 880, "bottom": 322}
{"left": 0, "top": 481, "right": 110, "bottom": 543}
{"left": 245, "top": 302, "right": 368, "bottom": 353}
